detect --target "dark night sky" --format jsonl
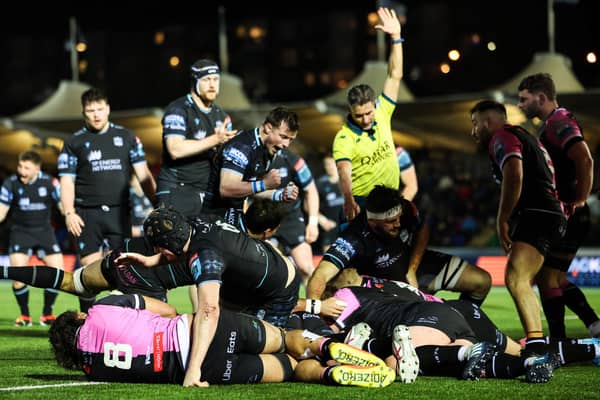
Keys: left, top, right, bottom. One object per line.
{"left": 1, "top": 1, "right": 599, "bottom": 116}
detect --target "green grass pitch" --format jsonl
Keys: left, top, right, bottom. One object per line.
{"left": 0, "top": 282, "right": 598, "bottom": 400}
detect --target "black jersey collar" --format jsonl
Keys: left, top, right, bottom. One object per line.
{"left": 345, "top": 114, "right": 378, "bottom": 136}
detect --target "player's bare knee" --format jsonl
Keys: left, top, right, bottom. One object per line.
{"left": 60, "top": 272, "right": 77, "bottom": 294}
{"left": 473, "top": 267, "right": 492, "bottom": 294}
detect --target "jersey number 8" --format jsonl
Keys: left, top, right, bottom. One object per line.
{"left": 103, "top": 342, "right": 133, "bottom": 369}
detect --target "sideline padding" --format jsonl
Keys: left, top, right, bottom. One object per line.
{"left": 312, "top": 250, "right": 600, "bottom": 287}
{"left": 0, "top": 254, "right": 76, "bottom": 272}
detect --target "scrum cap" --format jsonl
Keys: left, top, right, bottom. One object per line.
{"left": 190, "top": 59, "right": 220, "bottom": 80}
{"left": 143, "top": 207, "right": 191, "bottom": 256}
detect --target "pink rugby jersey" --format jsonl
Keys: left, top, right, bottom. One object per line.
{"left": 77, "top": 305, "right": 190, "bottom": 383}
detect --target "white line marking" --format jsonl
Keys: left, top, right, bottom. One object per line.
{"left": 0, "top": 381, "right": 108, "bottom": 391}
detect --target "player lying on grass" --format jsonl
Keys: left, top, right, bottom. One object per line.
{"left": 330, "top": 268, "right": 600, "bottom": 367}
{"left": 322, "top": 268, "right": 600, "bottom": 383}
{"left": 49, "top": 293, "right": 395, "bottom": 388}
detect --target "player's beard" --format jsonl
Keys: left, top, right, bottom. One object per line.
{"left": 476, "top": 130, "right": 492, "bottom": 154}
{"left": 372, "top": 224, "right": 399, "bottom": 240}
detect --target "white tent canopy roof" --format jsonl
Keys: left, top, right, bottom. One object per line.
{"left": 217, "top": 72, "right": 251, "bottom": 110}
{"left": 496, "top": 52, "right": 585, "bottom": 94}
{"left": 15, "top": 80, "right": 92, "bottom": 122}
{"left": 14, "top": 71, "right": 252, "bottom": 123}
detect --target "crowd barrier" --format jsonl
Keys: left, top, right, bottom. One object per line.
{"left": 0, "top": 254, "right": 77, "bottom": 272}
{"left": 1, "top": 249, "right": 599, "bottom": 287}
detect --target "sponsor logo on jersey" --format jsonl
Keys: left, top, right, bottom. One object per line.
{"left": 117, "top": 266, "right": 138, "bottom": 285}
{"left": 202, "top": 254, "right": 224, "bottom": 275}
{"left": 38, "top": 187, "right": 47, "bottom": 197}
{"left": 90, "top": 158, "right": 123, "bottom": 172}
{"left": 332, "top": 238, "right": 355, "bottom": 259}
{"left": 279, "top": 167, "right": 288, "bottom": 178}
{"left": 226, "top": 331, "right": 237, "bottom": 354}
{"left": 164, "top": 114, "right": 186, "bottom": 131}
{"left": 224, "top": 147, "right": 249, "bottom": 169}
{"left": 374, "top": 252, "right": 401, "bottom": 269}
{"left": 297, "top": 164, "right": 312, "bottom": 184}
{"left": 153, "top": 332, "right": 164, "bottom": 372}
{"left": 113, "top": 136, "right": 123, "bottom": 147}
{"left": 223, "top": 359, "right": 233, "bottom": 381}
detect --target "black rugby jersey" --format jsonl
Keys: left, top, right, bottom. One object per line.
{"left": 488, "top": 124, "right": 562, "bottom": 215}
{"left": 0, "top": 172, "right": 60, "bottom": 228}
{"left": 58, "top": 123, "right": 147, "bottom": 207}
{"left": 322, "top": 199, "right": 422, "bottom": 281}
{"left": 333, "top": 286, "right": 421, "bottom": 335}
{"left": 206, "top": 128, "right": 275, "bottom": 214}
{"left": 186, "top": 217, "right": 291, "bottom": 303}
{"left": 316, "top": 175, "right": 343, "bottom": 222}
{"left": 108, "top": 216, "right": 291, "bottom": 306}
{"left": 159, "top": 94, "right": 230, "bottom": 188}
{"left": 538, "top": 108, "right": 585, "bottom": 203}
